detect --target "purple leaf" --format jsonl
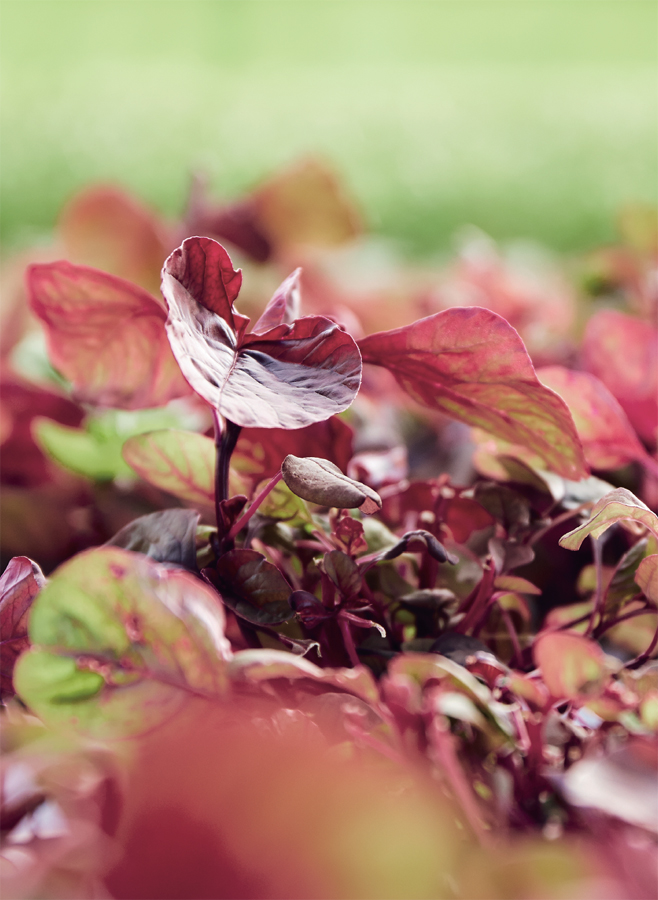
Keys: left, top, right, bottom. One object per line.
{"left": 0, "top": 557, "right": 45, "bottom": 697}
{"left": 383, "top": 531, "right": 459, "bottom": 564}
{"left": 105, "top": 509, "right": 201, "bottom": 571}
{"left": 252, "top": 269, "right": 301, "bottom": 333}
{"left": 212, "top": 549, "right": 293, "bottom": 625}
{"left": 161, "top": 237, "right": 361, "bottom": 428}
{"left": 281, "top": 455, "right": 382, "bottom": 514}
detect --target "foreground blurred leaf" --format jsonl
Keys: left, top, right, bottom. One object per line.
{"left": 0, "top": 556, "right": 45, "bottom": 697}
{"left": 14, "top": 548, "right": 231, "bottom": 737}
{"left": 162, "top": 237, "right": 362, "bottom": 428}
{"left": 27, "top": 262, "right": 189, "bottom": 409}
{"left": 533, "top": 632, "right": 608, "bottom": 700}
{"left": 359, "top": 308, "right": 587, "bottom": 479}
{"left": 559, "top": 488, "right": 658, "bottom": 550}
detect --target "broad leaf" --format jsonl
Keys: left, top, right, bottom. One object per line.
{"left": 537, "top": 366, "right": 654, "bottom": 471}
{"left": 582, "top": 310, "right": 658, "bottom": 445}
{"left": 105, "top": 509, "right": 200, "bottom": 570}
{"left": 281, "top": 455, "right": 382, "bottom": 514}
{"left": 14, "top": 547, "right": 231, "bottom": 737}
{"left": 0, "top": 556, "right": 45, "bottom": 696}
{"left": 122, "top": 429, "right": 215, "bottom": 507}
{"left": 636, "top": 555, "right": 658, "bottom": 605}
{"left": 358, "top": 308, "right": 587, "bottom": 479}
{"left": 212, "top": 549, "right": 293, "bottom": 625}
{"left": 533, "top": 632, "right": 609, "bottom": 700}
{"left": 27, "top": 261, "right": 189, "bottom": 409}
{"left": 161, "top": 237, "right": 361, "bottom": 428}
{"left": 559, "top": 488, "right": 658, "bottom": 551}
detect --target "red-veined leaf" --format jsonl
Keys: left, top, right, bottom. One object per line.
{"left": 636, "top": 555, "right": 658, "bottom": 605}
{"left": 358, "top": 308, "right": 587, "bottom": 479}
{"left": 533, "top": 632, "right": 609, "bottom": 700}
{"left": 582, "top": 310, "right": 658, "bottom": 446}
{"left": 559, "top": 488, "right": 658, "bottom": 551}
{"left": 0, "top": 556, "right": 45, "bottom": 696}
{"left": 538, "top": 365, "right": 654, "bottom": 472}
{"left": 27, "top": 262, "right": 189, "bottom": 409}
{"left": 161, "top": 237, "right": 362, "bottom": 429}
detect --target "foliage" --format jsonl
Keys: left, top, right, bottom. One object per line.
{"left": 1, "top": 168, "right": 657, "bottom": 899}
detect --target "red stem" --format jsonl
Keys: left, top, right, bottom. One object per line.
{"left": 228, "top": 472, "right": 283, "bottom": 539}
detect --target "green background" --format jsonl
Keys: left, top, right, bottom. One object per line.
{"left": 2, "top": 0, "right": 656, "bottom": 255}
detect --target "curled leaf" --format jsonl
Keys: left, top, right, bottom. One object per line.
{"left": 281, "top": 455, "right": 382, "bottom": 514}
{"left": 27, "top": 262, "right": 189, "bottom": 409}
{"left": 359, "top": 308, "right": 587, "bottom": 479}
{"left": 0, "top": 556, "right": 45, "bottom": 697}
{"left": 383, "top": 530, "right": 458, "bottom": 564}
{"left": 161, "top": 237, "right": 362, "bottom": 428}
{"left": 559, "top": 488, "right": 658, "bottom": 551}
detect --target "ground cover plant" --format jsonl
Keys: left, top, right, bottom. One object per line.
{"left": 1, "top": 167, "right": 657, "bottom": 899}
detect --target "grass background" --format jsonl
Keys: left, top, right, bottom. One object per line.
{"left": 1, "top": 0, "right": 656, "bottom": 256}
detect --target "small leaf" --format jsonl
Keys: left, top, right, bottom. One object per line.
{"left": 14, "top": 548, "right": 231, "bottom": 737}
{"left": 162, "top": 237, "right": 362, "bottom": 428}
{"left": 533, "top": 632, "right": 609, "bottom": 700}
{"left": 289, "top": 590, "right": 330, "bottom": 628}
{"left": 105, "top": 509, "right": 201, "bottom": 570}
{"left": 0, "top": 556, "right": 45, "bottom": 697}
{"left": 322, "top": 551, "right": 361, "bottom": 598}
{"left": 27, "top": 261, "right": 189, "bottom": 409}
{"left": 383, "top": 531, "right": 458, "bottom": 564}
{"left": 281, "top": 455, "right": 382, "bottom": 514}
{"left": 213, "top": 549, "right": 293, "bottom": 625}
{"left": 559, "top": 488, "right": 658, "bottom": 551}
{"left": 494, "top": 576, "right": 541, "bottom": 595}
{"left": 636, "top": 555, "right": 658, "bottom": 605}
{"left": 359, "top": 308, "right": 587, "bottom": 479}
{"left": 605, "top": 539, "right": 654, "bottom": 614}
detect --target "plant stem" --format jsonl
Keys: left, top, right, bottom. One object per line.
{"left": 228, "top": 471, "right": 283, "bottom": 539}
{"left": 213, "top": 412, "right": 241, "bottom": 527}
{"left": 585, "top": 534, "right": 605, "bottom": 638}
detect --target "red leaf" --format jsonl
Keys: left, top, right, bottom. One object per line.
{"left": 537, "top": 366, "right": 655, "bottom": 472}
{"left": 252, "top": 269, "right": 301, "bottom": 333}
{"left": 162, "top": 237, "right": 362, "bottom": 429}
{"left": 27, "top": 262, "right": 190, "bottom": 409}
{"left": 0, "top": 556, "right": 45, "bottom": 696}
{"left": 358, "top": 308, "right": 587, "bottom": 480}
{"left": 582, "top": 310, "right": 658, "bottom": 446}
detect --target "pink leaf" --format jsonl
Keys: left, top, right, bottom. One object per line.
{"left": 27, "top": 262, "right": 190, "bottom": 409}
{"left": 0, "top": 556, "right": 45, "bottom": 696}
{"left": 537, "top": 366, "right": 655, "bottom": 472}
{"left": 358, "top": 308, "right": 587, "bottom": 480}
{"left": 582, "top": 310, "right": 658, "bottom": 446}
{"left": 252, "top": 269, "right": 301, "bottom": 333}
{"left": 636, "top": 555, "right": 658, "bottom": 605}
{"left": 162, "top": 237, "right": 362, "bottom": 428}
{"left": 533, "top": 632, "right": 609, "bottom": 701}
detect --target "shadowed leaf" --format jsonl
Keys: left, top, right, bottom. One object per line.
{"left": 383, "top": 530, "right": 458, "bottom": 564}
{"left": 281, "top": 455, "right": 382, "bottom": 514}
{"left": 105, "top": 509, "right": 201, "bottom": 570}
{"left": 14, "top": 548, "right": 231, "bottom": 737}
{"left": 213, "top": 549, "right": 293, "bottom": 625}
{"left": 162, "top": 237, "right": 361, "bottom": 428}
{"left": 0, "top": 556, "right": 45, "bottom": 696}
{"left": 27, "top": 262, "right": 189, "bottom": 409}
{"left": 322, "top": 551, "right": 361, "bottom": 598}
{"left": 559, "top": 488, "right": 658, "bottom": 551}
{"left": 358, "top": 308, "right": 587, "bottom": 479}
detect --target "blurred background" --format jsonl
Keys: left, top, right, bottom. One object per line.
{"left": 1, "top": 0, "right": 656, "bottom": 256}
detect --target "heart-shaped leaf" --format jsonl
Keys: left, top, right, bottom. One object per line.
{"left": 161, "top": 237, "right": 362, "bottom": 428}
{"left": 537, "top": 366, "right": 655, "bottom": 472}
{"left": 559, "top": 488, "right": 658, "bottom": 551}
{"left": 105, "top": 509, "right": 201, "bottom": 570}
{"left": 27, "top": 262, "right": 189, "bottom": 409}
{"left": 212, "top": 549, "right": 293, "bottom": 625}
{"left": 0, "top": 556, "right": 45, "bottom": 697}
{"left": 358, "top": 308, "right": 587, "bottom": 479}
{"left": 14, "top": 547, "right": 231, "bottom": 737}
{"left": 281, "top": 455, "right": 382, "bottom": 514}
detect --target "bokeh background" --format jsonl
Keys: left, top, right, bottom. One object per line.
{"left": 1, "top": 0, "right": 656, "bottom": 256}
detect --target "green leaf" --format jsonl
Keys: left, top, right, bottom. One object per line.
{"left": 559, "top": 488, "right": 658, "bottom": 551}
{"left": 14, "top": 547, "right": 231, "bottom": 738}
{"left": 122, "top": 429, "right": 215, "bottom": 507}
{"left": 533, "top": 632, "right": 609, "bottom": 700}
{"left": 636, "top": 555, "right": 658, "bottom": 605}
{"left": 257, "top": 479, "right": 311, "bottom": 524}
